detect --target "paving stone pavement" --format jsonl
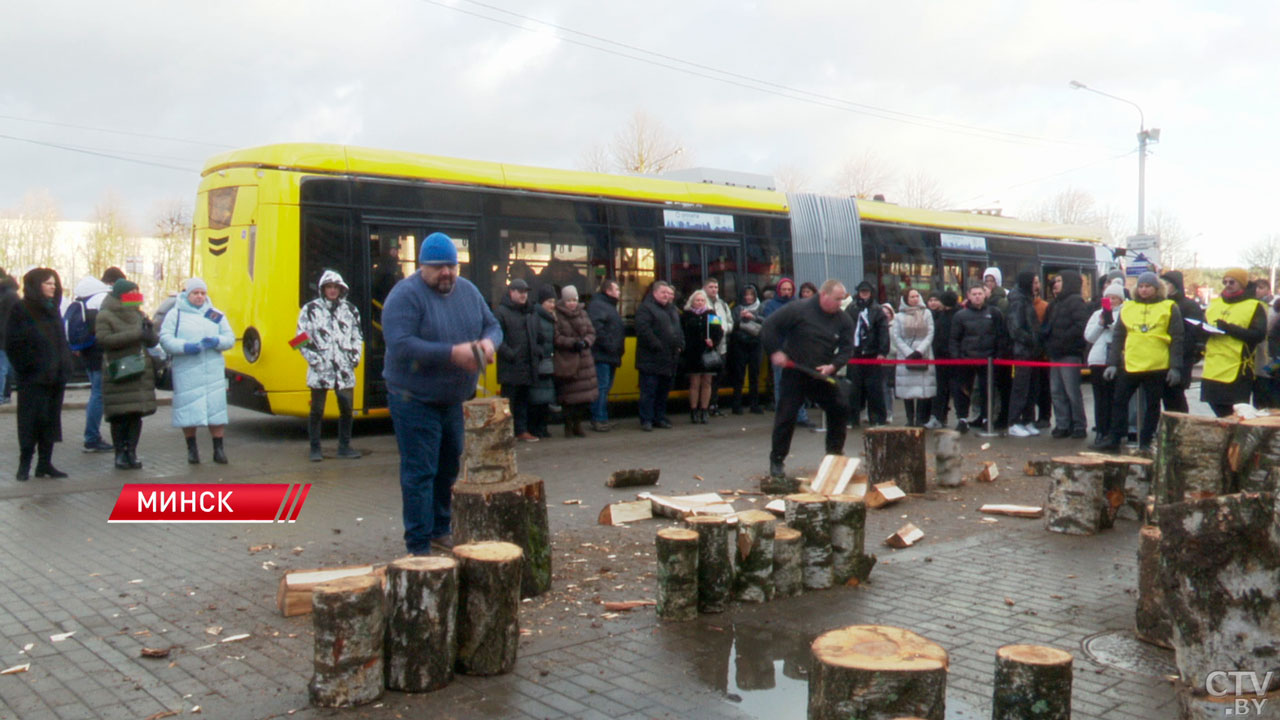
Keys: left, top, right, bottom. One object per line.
{"left": 0, "top": 393, "right": 1186, "bottom": 720}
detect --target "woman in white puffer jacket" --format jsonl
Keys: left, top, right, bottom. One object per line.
{"left": 1084, "top": 279, "right": 1126, "bottom": 444}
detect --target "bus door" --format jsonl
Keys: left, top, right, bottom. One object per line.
{"left": 940, "top": 255, "right": 987, "bottom": 295}
{"left": 666, "top": 238, "right": 742, "bottom": 307}
{"left": 362, "top": 220, "right": 475, "bottom": 411}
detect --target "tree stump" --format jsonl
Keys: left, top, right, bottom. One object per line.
{"left": 991, "top": 644, "right": 1073, "bottom": 720}
{"left": 1226, "top": 416, "right": 1280, "bottom": 494}
{"left": 452, "top": 474, "right": 551, "bottom": 598}
{"left": 933, "top": 429, "right": 964, "bottom": 488}
{"left": 773, "top": 526, "right": 804, "bottom": 598}
{"left": 1098, "top": 454, "right": 1154, "bottom": 522}
{"left": 462, "top": 397, "right": 516, "bottom": 485}
{"left": 785, "top": 493, "right": 833, "bottom": 590}
{"left": 1151, "top": 411, "right": 1235, "bottom": 521}
{"left": 808, "top": 625, "right": 948, "bottom": 720}
{"left": 828, "top": 494, "right": 875, "bottom": 585}
{"left": 1134, "top": 525, "right": 1173, "bottom": 649}
{"left": 1176, "top": 683, "right": 1280, "bottom": 719}
{"left": 655, "top": 528, "right": 699, "bottom": 621}
{"left": 865, "top": 426, "right": 928, "bottom": 494}
{"left": 1157, "top": 492, "right": 1280, "bottom": 692}
{"left": 453, "top": 541, "right": 523, "bottom": 676}
{"left": 383, "top": 556, "right": 458, "bottom": 693}
{"left": 1044, "top": 456, "right": 1108, "bottom": 535}
{"left": 732, "top": 510, "right": 776, "bottom": 603}
{"left": 685, "top": 515, "right": 733, "bottom": 613}
{"left": 309, "top": 575, "right": 385, "bottom": 708}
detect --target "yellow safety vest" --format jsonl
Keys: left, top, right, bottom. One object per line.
{"left": 1203, "top": 297, "right": 1263, "bottom": 384}
{"left": 1119, "top": 299, "right": 1174, "bottom": 373}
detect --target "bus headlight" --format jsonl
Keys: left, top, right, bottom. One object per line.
{"left": 243, "top": 327, "right": 262, "bottom": 363}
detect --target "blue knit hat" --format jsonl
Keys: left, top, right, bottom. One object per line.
{"left": 419, "top": 232, "right": 458, "bottom": 266}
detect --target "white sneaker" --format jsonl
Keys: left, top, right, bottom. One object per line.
{"left": 923, "top": 417, "right": 942, "bottom": 430}
{"left": 1025, "top": 423, "right": 1041, "bottom": 436}
{"left": 1008, "top": 423, "right": 1032, "bottom": 438}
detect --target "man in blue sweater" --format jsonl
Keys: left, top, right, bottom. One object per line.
{"left": 382, "top": 232, "right": 502, "bottom": 555}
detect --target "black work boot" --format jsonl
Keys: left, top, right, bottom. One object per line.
{"left": 186, "top": 436, "right": 200, "bottom": 464}
{"left": 16, "top": 451, "right": 32, "bottom": 481}
{"left": 126, "top": 418, "right": 143, "bottom": 469}
{"left": 212, "top": 436, "right": 228, "bottom": 465}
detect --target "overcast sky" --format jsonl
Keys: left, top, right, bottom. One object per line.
{"left": 2, "top": 0, "right": 1275, "bottom": 265}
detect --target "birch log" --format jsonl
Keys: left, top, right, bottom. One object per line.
{"left": 383, "top": 556, "right": 458, "bottom": 693}
{"left": 655, "top": 527, "right": 699, "bottom": 621}
{"left": 808, "top": 625, "right": 947, "bottom": 720}
{"left": 309, "top": 575, "right": 385, "bottom": 707}
{"left": 453, "top": 541, "right": 523, "bottom": 676}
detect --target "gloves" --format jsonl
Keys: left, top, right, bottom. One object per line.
{"left": 1103, "top": 366, "right": 1117, "bottom": 381}
{"left": 1101, "top": 308, "right": 1113, "bottom": 327}
{"left": 183, "top": 342, "right": 202, "bottom": 355}
{"left": 201, "top": 336, "right": 219, "bottom": 349}
{"left": 907, "top": 351, "right": 924, "bottom": 360}
{"left": 574, "top": 339, "right": 589, "bottom": 352}
{"left": 1166, "top": 368, "right": 1182, "bottom": 386}
{"left": 1217, "top": 319, "right": 1231, "bottom": 331}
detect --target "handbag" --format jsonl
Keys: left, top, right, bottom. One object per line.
{"left": 106, "top": 352, "right": 147, "bottom": 383}
{"left": 700, "top": 314, "right": 724, "bottom": 372}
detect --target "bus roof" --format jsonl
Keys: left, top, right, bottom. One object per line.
{"left": 202, "top": 143, "right": 1105, "bottom": 244}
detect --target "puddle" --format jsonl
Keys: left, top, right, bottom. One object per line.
{"left": 693, "top": 623, "right": 988, "bottom": 719}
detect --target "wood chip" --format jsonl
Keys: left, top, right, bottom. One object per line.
{"left": 143, "top": 711, "right": 180, "bottom": 720}
{"left": 975, "top": 461, "right": 1000, "bottom": 483}
{"left": 140, "top": 647, "right": 171, "bottom": 659}
{"left": 205, "top": 626, "right": 222, "bottom": 636}
{"left": 885, "top": 523, "right": 924, "bottom": 548}
{"left": 220, "top": 633, "right": 250, "bottom": 643}
{"left": 562, "top": 499, "right": 582, "bottom": 505}
{"left": 1004, "top": 597, "right": 1016, "bottom": 606}
{"left": 979, "top": 504, "right": 1044, "bottom": 519}
{"left": 602, "top": 600, "right": 655, "bottom": 611}
{"left": 865, "top": 482, "right": 905, "bottom": 509}
{"left": 597, "top": 500, "right": 653, "bottom": 526}
{"left": 49, "top": 631, "right": 75, "bottom": 642}
{"left": 248, "top": 543, "right": 274, "bottom": 553}
{"left": 0, "top": 663, "right": 30, "bottom": 675}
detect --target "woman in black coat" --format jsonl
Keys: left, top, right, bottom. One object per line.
{"left": 681, "top": 290, "right": 724, "bottom": 424}
{"left": 5, "top": 268, "right": 75, "bottom": 480}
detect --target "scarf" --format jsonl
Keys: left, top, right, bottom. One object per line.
{"left": 898, "top": 304, "right": 929, "bottom": 339}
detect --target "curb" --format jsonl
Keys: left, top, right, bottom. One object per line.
{"left": 0, "top": 396, "right": 172, "bottom": 414}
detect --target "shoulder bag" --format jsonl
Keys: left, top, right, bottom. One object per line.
{"left": 107, "top": 352, "right": 147, "bottom": 383}
{"left": 700, "top": 314, "right": 724, "bottom": 372}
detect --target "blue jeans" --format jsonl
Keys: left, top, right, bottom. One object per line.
{"left": 84, "top": 369, "right": 104, "bottom": 444}
{"left": 0, "top": 350, "right": 10, "bottom": 402}
{"left": 771, "top": 366, "right": 808, "bottom": 423}
{"left": 591, "top": 363, "right": 615, "bottom": 423}
{"left": 388, "top": 393, "right": 464, "bottom": 554}
{"left": 638, "top": 372, "right": 672, "bottom": 425}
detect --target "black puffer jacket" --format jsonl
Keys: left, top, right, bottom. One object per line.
{"left": 1161, "top": 271, "right": 1206, "bottom": 374}
{"left": 847, "top": 294, "right": 890, "bottom": 359}
{"left": 1005, "top": 272, "right": 1041, "bottom": 360}
{"left": 5, "top": 269, "right": 74, "bottom": 388}
{"left": 495, "top": 294, "right": 537, "bottom": 387}
{"left": 950, "top": 300, "right": 1005, "bottom": 359}
{"left": 634, "top": 294, "right": 684, "bottom": 377}
{"left": 1044, "top": 270, "right": 1092, "bottom": 359}
{"left": 587, "top": 293, "right": 625, "bottom": 367}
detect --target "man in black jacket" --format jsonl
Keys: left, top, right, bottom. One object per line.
{"left": 925, "top": 290, "right": 957, "bottom": 428}
{"left": 635, "top": 282, "right": 684, "bottom": 431}
{"left": 1005, "top": 271, "right": 1042, "bottom": 437}
{"left": 1160, "top": 271, "right": 1205, "bottom": 412}
{"left": 846, "top": 281, "right": 890, "bottom": 426}
{"left": 1043, "top": 270, "right": 1092, "bottom": 438}
{"left": 763, "top": 280, "right": 854, "bottom": 479}
{"left": 494, "top": 279, "right": 539, "bottom": 441}
{"left": 0, "top": 269, "right": 17, "bottom": 404}
{"left": 587, "top": 279, "right": 625, "bottom": 431}
{"left": 950, "top": 285, "right": 1005, "bottom": 433}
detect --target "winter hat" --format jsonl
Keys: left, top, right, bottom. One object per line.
{"left": 1104, "top": 279, "right": 1125, "bottom": 300}
{"left": 856, "top": 280, "right": 874, "bottom": 293}
{"left": 940, "top": 290, "right": 958, "bottom": 308}
{"left": 183, "top": 277, "right": 208, "bottom": 293}
{"left": 1137, "top": 271, "right": 1160, "bottom": 287}
{"left": 418, "top": 232, "right": 458, "bottom": 265}
{"left": 1224, "top": 268, "right": 1249, "bottom": 286}
{"left": 983, "top": 267, "right": 1003, "bottom": 286}
{"left": 1015, "top": 270, "right": 1036, "bottom": 294}
{"left": 776, "top": 277, "right": 795, "bottom": 293}
{"left": 508, "top": 278, "right": 530, "bottom": 291}
{"left": 561, "top": 285, "right": 579, "bottom": 301}
{"left": 111, "top": 279, "right": 138, "bottom": 297}
{"left": 537, "top": 284, "right": 557, "bottom": 304}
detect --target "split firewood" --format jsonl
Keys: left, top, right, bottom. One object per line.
{"left": 597, "top": 500, "right": 653, "bottom": 526}
{"left": 976, "top": 461, "right": 1000, "bottom": 483}
{"left": 810, "top": 455, "right": 862, "bottom": 496}
{"left": 140, "top": 647, "right": 171, "bottom": 659}
{"left": 764, "top": 499, "right": 786, "bottom": 516}
{"left": 683, "top": 503, "right": 736, "bottom": 521}
{"left": 885, "top": 523, "right": 924, "bottom": 548}
{"left": 979, "top": 504, "right": 1044, "bottom": 519}
{"left": 639, "top": 492, "right": 725, "bottom": 518}
{"left": 0, "top": 663, "right": 30, "bottom": 675}
{"left": 247, "top": 543, "right": 275, "bottom": 554}
{"left": 864, "top": 482, "right": 905, "bottom": 509}
{"left": 606, "top": 468, "right": 660, "bottom": 488}
{"left": 276, "top": 564, "right": 381, "bottom": 617}
{"left": 602, "top": 600, "right": 656, "bottom": 611}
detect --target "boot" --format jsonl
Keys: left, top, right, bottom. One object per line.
{"left": 16, "top": 450, "right": 32, "bottom": 481}
{"left": 700, "top": 409, "right": 710, "bottom": 424}
{"left": 114, "top": 448, "right": 131, "bottom": 470}
{"left": 691, "top": 408, "right": 700, "bottom": 424}
{"left": 309, "top": 444, "right": 324, "bottom": 462}
{"left": 34, "top": 445, "right": 67, "bottom": 478}
{"left": 212, "top": 436, "right": 228, "bottom": 465}
{"left": 186, "top": 436, "right": 200, "bottom": 464}
{"left": 126, "top": 417, "right": 143, "bottom": 469}
{"left": 571, "top": 413, "right": 586, "bottom": 438}
{"left": 336, "top": 407, "right": 360, "bottom": 458}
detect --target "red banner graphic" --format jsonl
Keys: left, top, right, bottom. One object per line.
{"left": 107, "top": 483, "right": 311, "bottom": 523}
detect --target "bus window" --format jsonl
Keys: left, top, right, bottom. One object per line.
{"left": 746, "top": 235, "right": 784, "bottom": 299}
{"left": 613, "top": 231, "right": 656, "bottom": 324}
{"left": 500, "top": 227, "right": 591, "bottom": 298}
{"left": 879, "top": 250, "right": 934, "bottom": 307}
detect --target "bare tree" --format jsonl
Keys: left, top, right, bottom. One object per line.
{"left": 1148, "top": 208, "right": 1194, "bottom": 271}
{"left": 0, "top": 190, "right": 60, "bottom": 272}
{"left": 831, "top": 150, "right": 894, "bottom": 199}
{"left": 152, "top": 199, "right": 192, "bottom": 296}
{"left": 86, "top": 193, "right": 135, "bottom": 281}
{"left": 1031, "top": 187, "right": 1096, "bottom": 226}
{"left": 772, "top": 163, "right": 812, "bottom": 193}
{"left": 1242, "top": 235, "right": 1280, "bottom": 277}
{"left": 608, "top": 110, "right": 688, "bottom": 175}
{"left": 898, "top": 170, "right": 950, "bottom": 210}
{"left": 576, "top": 142, "right": 612, "bottom": 174}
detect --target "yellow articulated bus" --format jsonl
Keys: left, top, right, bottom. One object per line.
{"left": 193, "top": 143, "right": 1107, "bottom": 418}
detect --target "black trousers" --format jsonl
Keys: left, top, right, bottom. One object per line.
{"left": 847, "top": 362, "right": 886, "bottom": 425}
{"left": 727, "top": 342, "right": 761, "bottom": 411}
{"left": 1006, "top": 362, "right": 1035, "bottom": 426}
{"left": 951, "top": 364, "right": 989, "bottom": 422}
{"left": 770, "top": 369, "right": 849, "bottom": 465}
{"left": 1034, "top": 366, "right": 1053, "bottom": 422}
{"left": 501, "top": 384, "right": 531, "bottom": 435}
{"left": 995, "top": 365, "right": 1012, "bottom": 428}
{"left": 1110, "top": 370, "right": 1165, "bottom": 446}
{"left": 108, "top": 413, "right": 143, "bottom": 452}
{"left": 1089, "top": 366, "right": 1116, "bottom": 438}
{"left": 16, "top": 384, "right": 64, "bottom": 464}
{"left": 931, "top": 364, "right": 953, "bottom": 423}
{"left": 309, "top": 387, "right": 354, "bottom": 448}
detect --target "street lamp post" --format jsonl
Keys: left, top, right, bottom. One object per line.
{"left": 1069, "top": 80, "right": 1160, "bottom": 235}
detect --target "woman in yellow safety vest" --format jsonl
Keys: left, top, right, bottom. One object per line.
{"left": 1093, "top": 271, "right": 1183, "bottom": 453}
{"left": 1201, "top": 268, "right": 1267, "bottom": 417}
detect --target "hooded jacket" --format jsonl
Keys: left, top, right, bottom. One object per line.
{"left": 891, "top": 298, "right": 936, "bottom": 399}
{"left": 634, "top": 292, "right": 684, "bottom": 377}
{"left": 731, "top": 285, "right": 764, "bottom": 349}
{"left": 0, "top": 273, "right": 18, "bottom": 349}
{"left": 1160, "top": 271, "right": 1206, "bottom": 374}
{"left": 1005, "top": 271, "right": 1042, "bottom": 360}
{"left": 762, "top": 278, "right": 795, "bottom": 318}
{"left": 296, "top": 270, "right": 363, "bottom": 390}
{"left": 983, "top": 267, "right": 1009, "bottom": 313}
{"left": 5, "top": 269, "right": 74, "bottom": 388}
{"left": 847, "top": 289, "right": 890, "bottom": 359}
{"left": 494, "top": 290, "right": 537, "bottom": 387}
{"left": 95, "top": 292, "right": 159, "bottom": 418}
{"left": 1044, "top": 270, "right": 1092, "bottom": 359}
{"left": 69, "top": 276, "right": 112, "bottom": 371}
{"left": 587, "top": 292, "right": 625, "bottom": 367}
{"left": 160, "top": 287, "right": 236, "bottom": 427}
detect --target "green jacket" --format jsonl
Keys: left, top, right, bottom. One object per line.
{"left": 95, "top": 294, "right": 159, "bottom": 419}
